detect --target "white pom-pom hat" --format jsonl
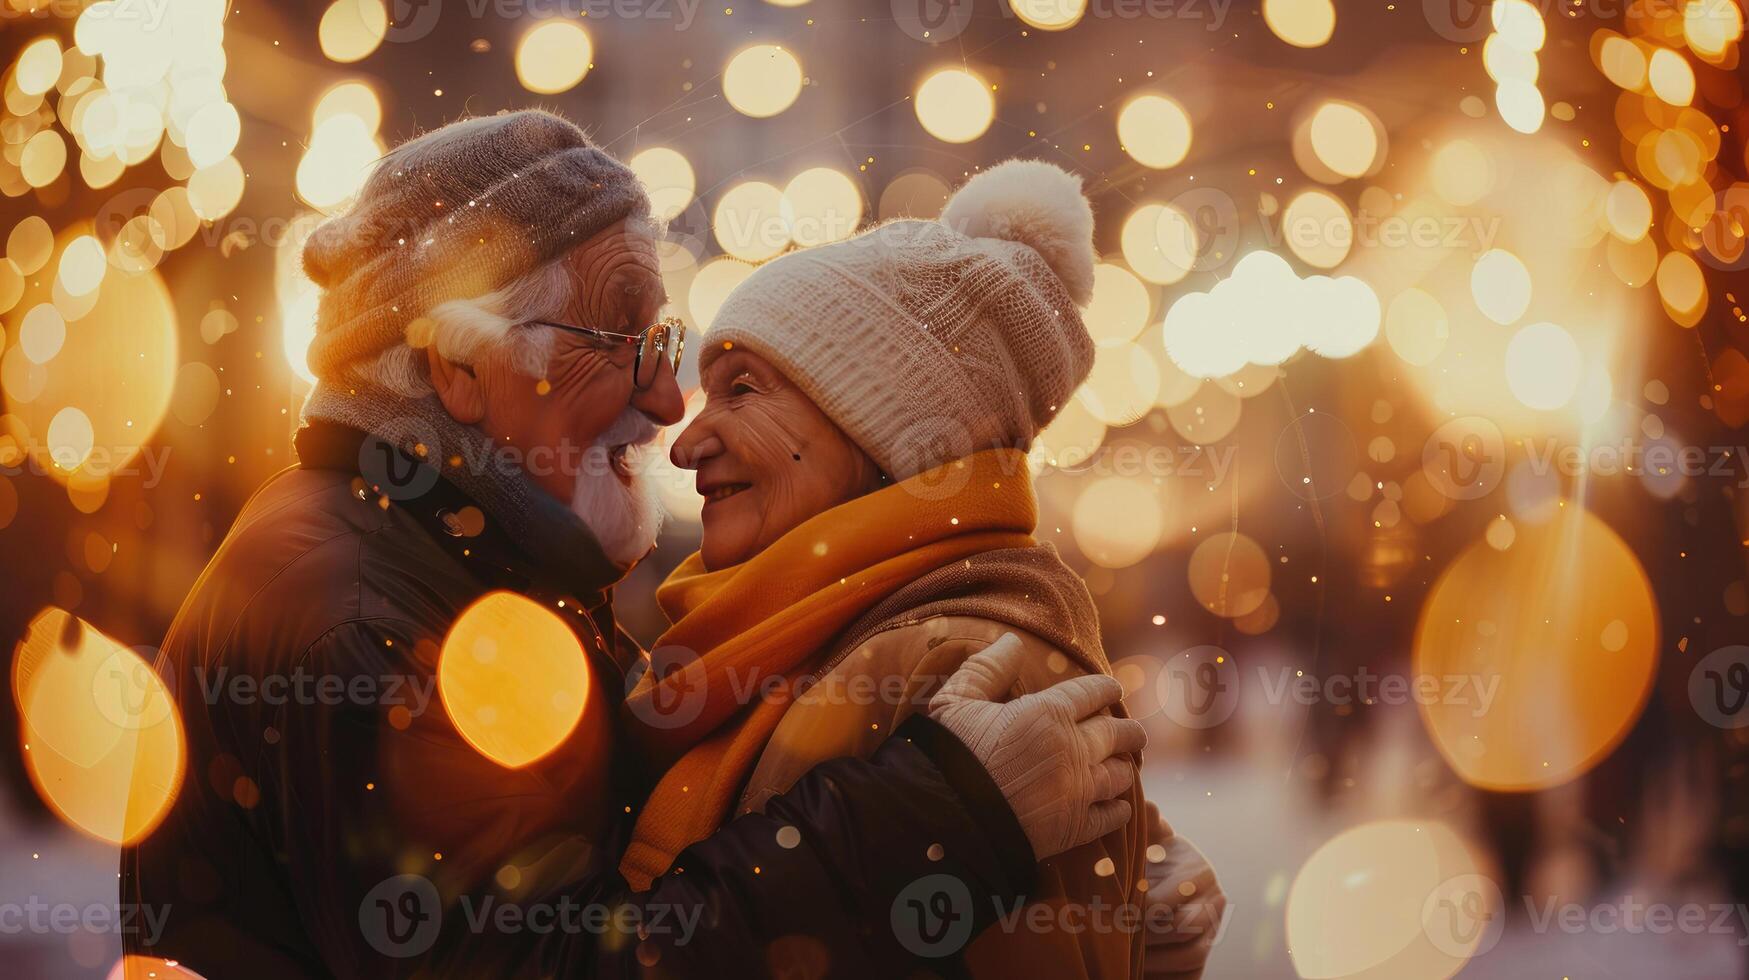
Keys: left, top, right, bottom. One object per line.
{"left": 702, "top": 159, "right": 1098, "bottom": 481}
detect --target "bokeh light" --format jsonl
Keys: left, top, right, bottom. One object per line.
{"left": 1162, "top": 251, "right": 1378, "bottom": 376}
{"left": 1033, "top": 395, "right": 1106, "bottom": 468}
{"left": 1494, "top": 79, "right": 1545, "bottom": 134}
{"left": 1263, "top": 0, "right": 1336, "bottom": 47}
{"left": 628, "top": 146, "right": 697, "bottom": 222}
{"left": 1655, "top": 250, "right": 1706, "bottom": 326}
{"left": 1116, "top": 95, "right": 1192, "bottom": 169}
{"left": 781, "top": 167, "right": 863, "bottom": 247}
{"left": 13, "top": 608, "right": 184, "bottom": 845}
{"left": 3, "top": 225, "right": 178, "bottom": 485}
{"left": 296, "top": 113, "right": 385, "bottom": 214}
{"left": 1084, "top": 263, "right": 1151, "bottom": 346}
{"left": 1072, "top": 477, "right": 1162, "bottom": 568}
{"left": 914, "top": 68, "right": 995, "bottom": 143}
{"left": 1121, "top": 203, "right": 1197, "bottom": 285}
{"left": 1430, "top": 139, "right": 1493, "bottom": 206}
{"left": 318, "top": 0, "right": 388, "bottom": 64}
{"left": 1504, "top": 322, "right": 1581, "bottom": 410}
{"left": 313, "top": 81, "right": 383, "bottom": 132}
{"left": 689, "top": 256, "right": 756, "bottom": 330}
{"left": 1469, "top": 248, "right": 1531, "bottom": 325}
{"left": 1305, "top": 101, "right": 1381, "bottom": 180}
{"left": 1415, "top": 508, "right": 1657, "bottom": 791}
{"left": 1287, "top": 820, "right": 1492, "bottom": 979}
{"left": 713, "top": 181, "right": 790, "bottom": 262}
{"left": 1078, "top": 342, "right": 1160, "bottom": 425}
{"left": 515, "top": 20, "right": 593, "bottom": 94}
{"left": 1384, "top": 288, "right": 1449, "bottom": 366}
{"left": 16, "top": 37, "right": 63, "bottom": 96}
{"left": 1604, "top": 180, "right": 1653, "bottom": 241}
{"left": 439, "top": 591, "right": 592, "bottom": 768}
{"left": 723, "top": 44, "right": 803, "bottom": 118}
{"left": 1491, "top": 0, "right": 1546, "bottom": 51}
{"left": 1009, "top": 0, "right": 1088, "bottom": 30}
{"left": 1646, "top": 47, "right": 1695, "bottom": 105}
{"left": 1281, "top": 189, "right": 1353, "bottom": 268}
{"left": 1187, "top": 532, "right": 1271, "bottom": 618}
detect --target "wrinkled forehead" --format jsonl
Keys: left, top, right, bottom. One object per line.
{"left": 554, "top": 220, "right": 667, "bottom": 299}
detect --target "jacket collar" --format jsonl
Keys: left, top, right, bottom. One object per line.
{"left": 293, "top": 419, "right": 636, "bottom": 674}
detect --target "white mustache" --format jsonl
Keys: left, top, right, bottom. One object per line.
{"left": 595, "top": 409, "right": 662, "bottom": 452}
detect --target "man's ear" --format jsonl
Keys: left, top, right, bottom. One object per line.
{"left": 426, "top": 345, "right": 486, "bottom": 424}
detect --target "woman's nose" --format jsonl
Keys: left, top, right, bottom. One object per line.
{"left": 669, "top": 413, "right": 721, "bottom": 470}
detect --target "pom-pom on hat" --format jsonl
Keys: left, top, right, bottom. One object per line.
{"left": 702, "top": 159, "right": 1098, "bottom": 481}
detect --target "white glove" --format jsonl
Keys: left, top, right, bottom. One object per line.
{"left": 927, "top": 632, "right": 1146, "bottom": 861}
{"left": 1141, "top": 802, "right": 1227, "bottom": 979}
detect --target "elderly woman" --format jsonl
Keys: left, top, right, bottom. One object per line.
{"left": 124, "top": 110, "right": 1169, "bottom": 980}
{"left": 624, "top": 161, "right": 1217, "bottom": 977}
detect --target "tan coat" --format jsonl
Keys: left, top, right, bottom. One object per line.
{"left": 739, "top": 615, "right": 1146, "bottom": 979}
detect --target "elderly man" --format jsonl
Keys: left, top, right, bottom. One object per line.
{"left": 119, "top": 110, "right": 1150, "bottom": 979}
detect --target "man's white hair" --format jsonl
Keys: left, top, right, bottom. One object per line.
{"left": 347, "top": 257, "right": 571, "bottom": 397}
{"left": 347, "top": 214, "right": 668, "bottom": 397}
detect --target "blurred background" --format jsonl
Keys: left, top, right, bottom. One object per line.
{"left": 2, "top": 0, "right": 1748, "bottom": 976}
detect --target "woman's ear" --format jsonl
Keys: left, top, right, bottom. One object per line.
{"left": 426, "top": 345, "right": 486, "bottom": 424}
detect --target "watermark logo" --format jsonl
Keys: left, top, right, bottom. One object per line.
{"left": 1690, "top": 645, "right": 1749, "bottom": 730}
{"left": 893, "top": 0, "right": 976, "bottom": 42}
{"left": 360, "top": 874, "right": 442, "bottom": 958}
{"left": 623, "top": 645, "right": 710, "bottom": 730}
{"left": 891, "top": 873, "right": 976, "bottom": 957}
{"left": 1422, "top": 0, "right": 1491, "bottom": 42}
{"left": 359, "top": 429, "right": 443, "bottom": 501}
{"left": 1275, "top": 411, "right": 1358, "bottom": 501}
{"left": 386, "top": 0, "right": 446, "bottom": 43}
{"left": 1422, "top": 416, "right": 1505, "bottom": 500}
{"left": 1158, "top": 645, "right": 1241, "bottom": 729}
{"left": 92, "top": 645, "right": 176, "bottom": 732}
{"left": 1697, "top": 184, "right": 1749, "bottom": 273}
{"left": 891, "top": 418, "right": 980, "bottom": 501}
{"left": 1422, "top": 873, "right": 1505, "bottom": 957}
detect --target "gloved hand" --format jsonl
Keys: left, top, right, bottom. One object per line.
{"left": 1140, "top": 802, "right": 1227, "bottom": 979}
{"left": 927, "top": 632, "right": 1146, "bottom": 861}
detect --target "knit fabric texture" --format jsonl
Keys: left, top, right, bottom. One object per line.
{"left": 701, "top": 161, "right": 1097, "bottom": 481}
{"left": 301, "top": 109, "right": 649, "bottom": 379}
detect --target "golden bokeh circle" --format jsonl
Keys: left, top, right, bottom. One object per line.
{"left": 1414, "top": 508, "right": 1657, "bottom": 792}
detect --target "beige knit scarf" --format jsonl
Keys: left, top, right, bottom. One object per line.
{"left": 827, "top": 541, "right": 1112, "bottom": 683}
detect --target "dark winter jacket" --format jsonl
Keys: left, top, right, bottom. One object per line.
{"left": 119, "top": 421, "right": 1035, "bottom": 979}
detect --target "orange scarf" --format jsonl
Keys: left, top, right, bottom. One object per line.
{"left": 619, "top": 449, "right": 1036, "bottom": 890}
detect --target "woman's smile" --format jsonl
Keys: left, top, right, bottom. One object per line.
{"left": 699, "top": 480, "right": 753, "bottom": 505}
{"left": 670, "top": 348, "right": 884, "bottom": 569}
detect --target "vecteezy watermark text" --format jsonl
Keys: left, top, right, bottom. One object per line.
{"left": 358, "top": 874, "right": 702, "bottom": 958}
{"left": 193, "top": 666, "right": 437, "bottom": 716}
{"left": 0, "top": 899, "right": 171, "bottom": 946}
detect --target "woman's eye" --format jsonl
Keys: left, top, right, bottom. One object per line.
{"left": 729, "top": 381, "right": 756, "bottom": 396}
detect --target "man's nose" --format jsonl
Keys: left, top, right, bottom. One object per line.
{"left": 632, "top": 361, "right": 685, "bottom": 426}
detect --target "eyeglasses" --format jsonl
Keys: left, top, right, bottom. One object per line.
{"left": 524, "top": 315, "right": 687, "bottom": 390}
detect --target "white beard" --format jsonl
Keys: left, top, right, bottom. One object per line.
{"left": 571, "top": 409, "right": 665, "bottom": 567}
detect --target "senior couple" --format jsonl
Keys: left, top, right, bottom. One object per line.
{"left": 122, "top": 110, "right": 1221, "bottom": 979}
